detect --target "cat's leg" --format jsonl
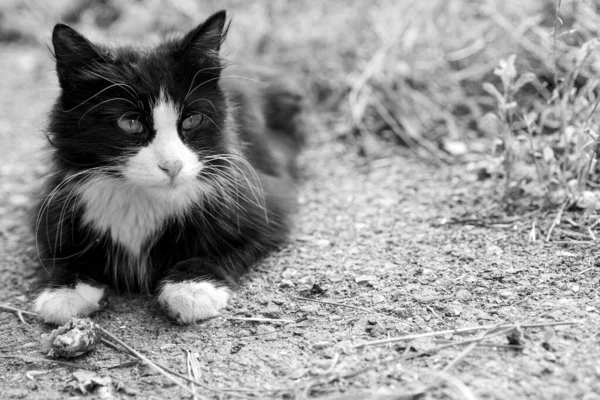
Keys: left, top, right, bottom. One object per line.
{"left": 157, "top": 258, "right": 235, "bottom": 324}
{"left": 34, "top": 280, "right": 107, "bottom": 325}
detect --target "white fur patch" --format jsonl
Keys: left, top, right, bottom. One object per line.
{"left": 34, "top": 283, "right": 105, "bottom": 325}
{"left": 124, "top": 91, "right": 203, "bottom": 187}
{"left": 78, "top": 90, "right": 206, "bottom": 257}
{"left": 79, "top": 176, "right": 203, "bottom": 257}
{"left": 158, "top": 281, "right": 230, "bottom": 324}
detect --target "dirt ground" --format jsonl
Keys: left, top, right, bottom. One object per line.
{"left": 1, "top": 44, "right": 599, "bottom": 400}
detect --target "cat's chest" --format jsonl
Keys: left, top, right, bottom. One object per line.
{"left": 77, "top": 177, "right": 199, "bottom": 257}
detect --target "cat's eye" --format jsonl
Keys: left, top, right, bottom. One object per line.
{"left": 117, "top": 117, "right": 145, "bottom": 134}
{"left": 181, "top": 114, "right": 205, "bottom": 131}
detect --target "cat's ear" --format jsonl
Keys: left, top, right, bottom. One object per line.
{"left": 52, "top": 24, "right": 106, "bottom": 88}
{"left": 181, "top": 10, "right": 229, "bottom": 59}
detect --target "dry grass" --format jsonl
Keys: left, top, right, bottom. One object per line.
{"left": 2, "top": 0, "right": 600, "bottom": 221}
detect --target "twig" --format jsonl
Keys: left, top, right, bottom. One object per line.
{"left": 0, "top": 355, "right": 98, "bottom": 370}
{"left": 0, "top": 304, "right": 38, "bottom": 317}
{"left": 546, "top": 199, "right": 570, "bottom": 242}
{"left": 432, "top": 339, "right": 523, "bottom": 350}
{"left": 97, "top": 326, "right": 198, "bottom": 397}
{"left": 352, "top": 320, "right": 581, "bottom": 348}
{"left": 0, "top": 304, "right": 35, "bottom": 329}
{"left": 186, "top": 350, "right": 203, "bottom": 400}
{"left": 441, "top": 326, "right": 515, "bottom": 372}
{"left": 324, "top": 352, "right": 340, "bottom": 375}
{"left": 293, "top": 296, "right": 372, "bottom": 313}
{"left": 105, "top": 360, "right": 139, "bottom": 370}
{"left": 103, "top": 337, "right": 260, "bottom": 398}
{"left": 420, "top": 369, "right": 477, "bottom": 400}
{"left": 226, "top": 316, "right": 296, "bottom": 324}
{"left": 426, "top": 305, "right": 450, "bottom": 326}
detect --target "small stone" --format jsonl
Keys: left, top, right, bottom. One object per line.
{"left": 455, "top": 289, "right": 471, "bottom": 301}
{"left": 311, "top": 341, "right": 330, "bottom": 350}
{"left": 498, "top": 290, "right": 516, "bottom": 299}
{"left": 280, "top": 279, "right": 294, "bottom": 288}
{"left": 160, "top": 343, "right": 176, "bottom": 351}
{"left": 443, "top": 140, "right": 468, "bottom": 156}
{"left": 256, "top": 325, "right": 278, "bottom": 341}
{"left": 315, "top": 239, "right": 331, "bottom": 248}
{"left": 372, "top": 294, "right": 385, "bottom": 304}
{"left": 290, "top": 368, "right": 309, "bottom": 379}
{"left": 262, "top": 306, "right": 281, "bottom": 319}
{"left": 487, "top": 245, "right": 503, "bottom": 255}
{"left": 355, "top": 275, "right": 377, "bottom": 285}
{"left": 571, "top": 285, "right": 580, "bottom": 293}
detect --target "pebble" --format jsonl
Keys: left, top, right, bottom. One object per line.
{"left": 355, "top": 275, "right": 377, "bottom": 285}
{"left": 256, "top": 325, "right": 278, "bottom": 341}
{"left": 455, "top": 289, "right": 471, "bottom": 301}
{"left": 498, "top": 290, "right": 516, "bottom": 299}
{"left": 571, "top": 285, "right": 580, "bottom": 293}
{"left": 311, "top": 341, "right": 331, "bottom": 350}
{"left": 372, "top": 294, "right": 385, "bottom": 304}
{"left": 279, "top": 279, "right": 294, "bottom": 288}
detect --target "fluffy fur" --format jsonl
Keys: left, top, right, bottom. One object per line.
{"left": 34, "top": 11, "right": 305, "bottom": 324}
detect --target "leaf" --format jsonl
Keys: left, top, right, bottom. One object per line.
{"left": 479, "top": 112, "right": 502, "bottom": 136}
{"left": 513, "top": 72, "right": 536, "bottom": 92}
{"left": 483, "top": 82, "right": 504, "bottom": 105}
{"left": 542, "top": 146, "right": 555, "bottom": 163}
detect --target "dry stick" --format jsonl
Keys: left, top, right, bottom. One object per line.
{"left": 102, "top": 337, "right": 261, "bottom": 398}
{"left": 441, "top": 326, "right": 515, "bottom": 373}
{"left": 0, "top": 304, "right": 38, "bottom": 317}
{"left": 293, "top": 296, "right": 372, "bottom": 313}
{"left": 352, "top": 321, "right": 581, "bottom": 349}
{"left": 546, "top": 199, "right": 571, "bottom": 242}
{"left": 226, "top": 316, "right": 296, "bottom": 324}
{"left": 301, "top": 326, "right": 527, "bottom": 398}
{"left": 0, "top": 354, "right": 98, "bottom": 370}
{"left": 1, "top": 304, "right": 260, "bottom": 398}
{"left": 432, "top": 339, "right": 523, "bottom": 350}
{"left": 185, "top": 350, "right": 201, "bottom": 400}
{"left": 420, "top": 369, "right": 477, "bottom": 400}
{"left": 97, "top": 326, "right": 197, "bottom": 398}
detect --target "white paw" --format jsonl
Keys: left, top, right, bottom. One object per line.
{"left": 158, "top": 281, "right": 230, "bottom": 324}
{"left": 34, "top": 283, "right": 105, "bottom": 325}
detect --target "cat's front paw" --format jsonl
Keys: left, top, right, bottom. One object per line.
{"left": 158, "top": 281, "right": 230, "bottom": 324}
{"left": 34, "top": 283, "right": 106, "bottom": 325}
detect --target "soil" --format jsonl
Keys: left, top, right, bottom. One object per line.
{"left": 0, "top": 45, "right": 599, "bottom": 400}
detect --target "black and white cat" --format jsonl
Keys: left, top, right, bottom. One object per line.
{"left": 33, "top": 10, "right": 305, "bottom": 324}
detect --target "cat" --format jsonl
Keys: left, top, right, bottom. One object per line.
{"left": 33, "top": 10, "right": 306, "bottom": 325}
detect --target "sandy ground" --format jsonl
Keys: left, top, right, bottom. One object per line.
{"left": 1, "top": 45, "right": 599, "bottom": 400}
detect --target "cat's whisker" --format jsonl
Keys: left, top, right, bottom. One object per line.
{"left": 36, "top": 168, "right": 109, "bottom": 271}
{"left": 202, "top": 155, "right": 268, "bottom": 222}
{"left": 78, "top": 98, "right": 139, "bottom": 127}
{"left": 185, "top": 75, "right": 266, "bottom": 101}
{"left": 184, "top": 66, "right": 223, "bottom": 102}
{"left": 214, "top": 154, "right": 268, "bottom": 207}
{"left": 199, "top": 114, "right": 224, "bottom": 134}
{"left": 85, "top": 70, "right": 141, "bottom": 101}
{"left": 61, "top": 83, "right": 128, "bottom": 113}
{"left": 186, "top": 98, "right": 218, "bottom": 112}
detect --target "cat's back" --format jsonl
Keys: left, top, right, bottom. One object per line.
{"left": 221, "top": 64, "right": 307, "bottom": 180}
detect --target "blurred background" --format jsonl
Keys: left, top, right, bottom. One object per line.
{"left": 2, "top": 0, "right": 600, "bottom": 214}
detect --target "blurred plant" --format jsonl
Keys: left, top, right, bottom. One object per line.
{"left": 483, "top": 41, "right": 600, "bottom": 214}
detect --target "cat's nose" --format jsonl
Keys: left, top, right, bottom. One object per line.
{"left": 158, "top": 160, "right": 183, "bottom": 179}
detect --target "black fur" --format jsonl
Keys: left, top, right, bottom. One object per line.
{"left": 35, "top": 11, "right": 305, "bottom": 297}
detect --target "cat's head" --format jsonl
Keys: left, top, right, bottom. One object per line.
{"left": 48, "top": 11, "right": 235, "bottom": 193}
